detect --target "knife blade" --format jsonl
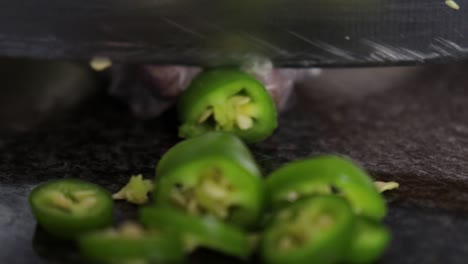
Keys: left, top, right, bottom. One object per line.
{"left": 0, "top": 0, "right": 465, "bottom": 67}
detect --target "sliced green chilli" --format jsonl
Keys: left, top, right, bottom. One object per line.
{"left": 79, "top": 222, "right": 184, "bottom": 264}
{"left": 28, "top": 179, "right": 113, "bottom": 239}
{"left": 346, "top": 217, "right": 390, "bottom": 264}
{"left": 178, "top": 68, "right": 277, "bottom": 143}
{"left": 155, "top": 132, "right": 264, "bottom": 228}
{"left": 139, "top": 206, "right": 251, "bottom": 259}
{"left": 266, "top": 155, "right": 387, "bottom": 220}
{"left": 261, "top": 195, "right": 355, "bottom": 264}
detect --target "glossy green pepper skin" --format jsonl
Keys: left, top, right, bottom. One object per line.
{"left": 265, "top": 155, "right": 387, "bottom": 220}
{"left": 178, "top": 68, "right": 277, "bottom": 143}
{"left": 28, "top": 179, "right": 113, "bottom": 239}
{"left": 346, "top": 217, "right": 390, "bottom": 264}
{"left": 155, "top": 132, "right": 264, "bottom": 228}
{"left": 261, "top": 195, "right": 354, "bottom": 264}
{"left": 79, "top": 222, "right": 184, "bottom": 264}
{"left": 139, "top": 206, "right": 251, "bottom": 259}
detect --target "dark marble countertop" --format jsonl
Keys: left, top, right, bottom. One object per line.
{"left": 2, "top": 63, "right": 468, "bottom": 263}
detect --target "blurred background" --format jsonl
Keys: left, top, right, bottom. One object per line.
{"left": 0, "top": 59, "right": 421, "bottom": 132}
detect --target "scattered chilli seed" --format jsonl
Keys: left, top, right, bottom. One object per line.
{"left": 374, "top": 181, "right": 399, "bottom": 193}
{"left": 446, "top": 0, "right": 460, "bottom": 10}
{"left": 113, "top": 175, "right": 154, "bottom": 205}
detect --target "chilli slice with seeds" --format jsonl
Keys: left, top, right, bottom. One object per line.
{"left": 265, "top": 155, "right": 387, "bottom": 221}
{"left": 155, "top": 132, "right": 264, "bottom": 229}
{"left": 79, "top": 221, "right": 184, "bottom": 264}
{"left": 28, "top": 179, "right": 113, "bottom": 239}
{"left": 261, "top": 195, "right": 355, "bottom": 264}
{"left": 139, "top": 206, "right": 251, "bottom": 259}
{"left": 177, "top": 68, "right": 277, "bottom": 143}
